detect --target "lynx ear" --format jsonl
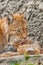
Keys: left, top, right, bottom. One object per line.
{"left": 13, "top": 14, "right": 23, "bottom": 21}
{"left": 0, "top": 19, "right": 3, "bottom": 25}
{"left": 3, "top": 17, "right": 7, "bottom": 22}
{"left": 0, "top": 18, "right": 7, "bottom": 34}
{"left": 0, "top": 18, "right": 8, "bottom": 51}
{"left": 0, "top": 17, "right": 7, "bottom": 25}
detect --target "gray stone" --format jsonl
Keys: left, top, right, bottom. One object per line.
{"left": 38, "top": 2, "right": 43, "bottom": 10}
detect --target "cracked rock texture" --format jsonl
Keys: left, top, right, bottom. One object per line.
{"left": 0, "top": 0, "right": 43, "bottom": 47}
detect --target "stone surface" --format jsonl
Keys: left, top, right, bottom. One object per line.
{"left": 0, "top": 55, "right": 43, "bottom": 65}
{"left": 0, "top": 0, "right": 43, "bottom": 47}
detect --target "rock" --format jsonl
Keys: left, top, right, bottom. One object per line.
{"left": 38, "top": 2, "right": 43, "bottom": 10}
{"left": 2, "top": 44, "right": 17, "bottom": 53}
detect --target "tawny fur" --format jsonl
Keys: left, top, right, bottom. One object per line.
{"left": 0, "top": 18, "right": 8, "bottom": 50}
